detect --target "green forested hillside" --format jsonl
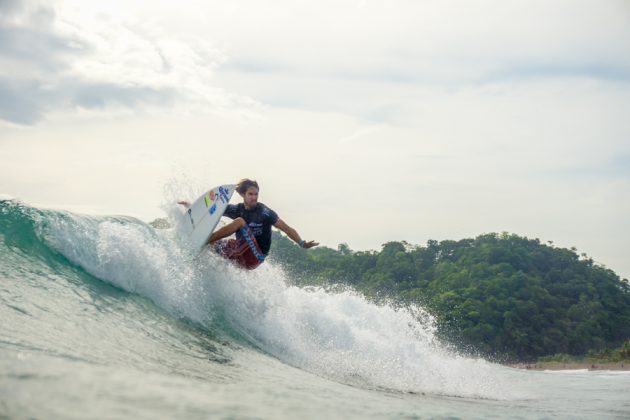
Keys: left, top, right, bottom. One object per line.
{"left": 269, "top": 232, "right": 630, "bottom": 360}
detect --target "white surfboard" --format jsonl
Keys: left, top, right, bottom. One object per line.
{"left": 181, "top": 184, "right": 236, "bottom": 252}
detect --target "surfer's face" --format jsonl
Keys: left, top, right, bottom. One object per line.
{"left": 243, "top": 187, "right": 259, "bottom": 208}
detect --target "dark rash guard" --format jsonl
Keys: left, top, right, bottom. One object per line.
{"left": 223, "top": 202, "right": 279, "bottom": 254}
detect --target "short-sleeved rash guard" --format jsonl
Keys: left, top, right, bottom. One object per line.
{"left": 223, "top": 203, "right": 279, "bottom": 254}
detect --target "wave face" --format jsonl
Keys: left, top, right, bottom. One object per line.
{"left": 3, "top": 199, "right": 629, "bottom": 419}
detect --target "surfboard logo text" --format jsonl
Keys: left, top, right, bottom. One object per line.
{"left": 219, "top": 186, "right": 230, "bottom": 204}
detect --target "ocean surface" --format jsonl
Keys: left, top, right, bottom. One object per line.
{"left": 1, "top": 198, "right": 629, "bottom": 419}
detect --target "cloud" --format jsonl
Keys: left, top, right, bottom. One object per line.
{"left": 199, "top": 0, "right": 630, "bottom": 127}
{"left": 0, "top": 79, "right": 45, "bottom": 124}
{"left": 208, "top": 0, "right": 630, "bottom": 82}
{"left": 0, "top": 0, "right": 245, "bottom": 125}
{"left": 3, "top": 0, "right": 628, "bottom": 126}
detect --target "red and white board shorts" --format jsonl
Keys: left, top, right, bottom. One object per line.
{"left": 214, "top": 227, "right": 266, "bottom": 270}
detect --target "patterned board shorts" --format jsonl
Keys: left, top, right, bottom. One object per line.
{"left": 214, "top": 227, "right": 266, "bottom": 270}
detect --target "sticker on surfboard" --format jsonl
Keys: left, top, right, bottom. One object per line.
{"left": 181, "top": 184, "right": 236, "bottom": 252}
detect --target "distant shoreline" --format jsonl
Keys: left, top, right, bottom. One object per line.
{"left": 508, "top": 362, "right": 630, "bottom": 371}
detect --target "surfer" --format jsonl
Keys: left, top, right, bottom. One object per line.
{"left": 180, "top": 179, "right": 318, "bottom": 269}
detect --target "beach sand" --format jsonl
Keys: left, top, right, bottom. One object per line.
{"left": 509, "top": 362, "right": 630, "bottom": 371}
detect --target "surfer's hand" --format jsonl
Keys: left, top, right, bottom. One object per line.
{"left": 302, "top": 240, "right": 319, "bottom": 249}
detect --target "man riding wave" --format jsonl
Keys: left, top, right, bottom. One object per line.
{"left": 180, "top": 179, "right": 318, "bottom": 269}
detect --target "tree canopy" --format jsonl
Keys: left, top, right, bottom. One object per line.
{"left": 269, "top": 232, "right": 630, "bottom": 360}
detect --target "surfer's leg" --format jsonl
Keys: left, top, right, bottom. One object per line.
{"left": 207, "top": 218, "right": 246, "bottom": 244}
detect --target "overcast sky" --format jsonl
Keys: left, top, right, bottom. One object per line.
{"left": 1, "top": 0, "right": 629, "bottom": 278}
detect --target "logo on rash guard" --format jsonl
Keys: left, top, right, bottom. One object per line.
{"left": 249, "top": 222, "right": 263, "bottom": 237}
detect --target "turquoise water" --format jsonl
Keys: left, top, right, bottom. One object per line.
{"left": 1, "top": 199, "right": 629, "bottom": 419}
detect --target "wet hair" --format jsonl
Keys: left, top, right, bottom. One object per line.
{"left": 236, "top": 178, "right": 259, "bottom": 195}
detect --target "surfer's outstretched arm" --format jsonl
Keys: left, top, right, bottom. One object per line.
{"left": 273, "top": 219, "right": 319, "bottom": 249}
